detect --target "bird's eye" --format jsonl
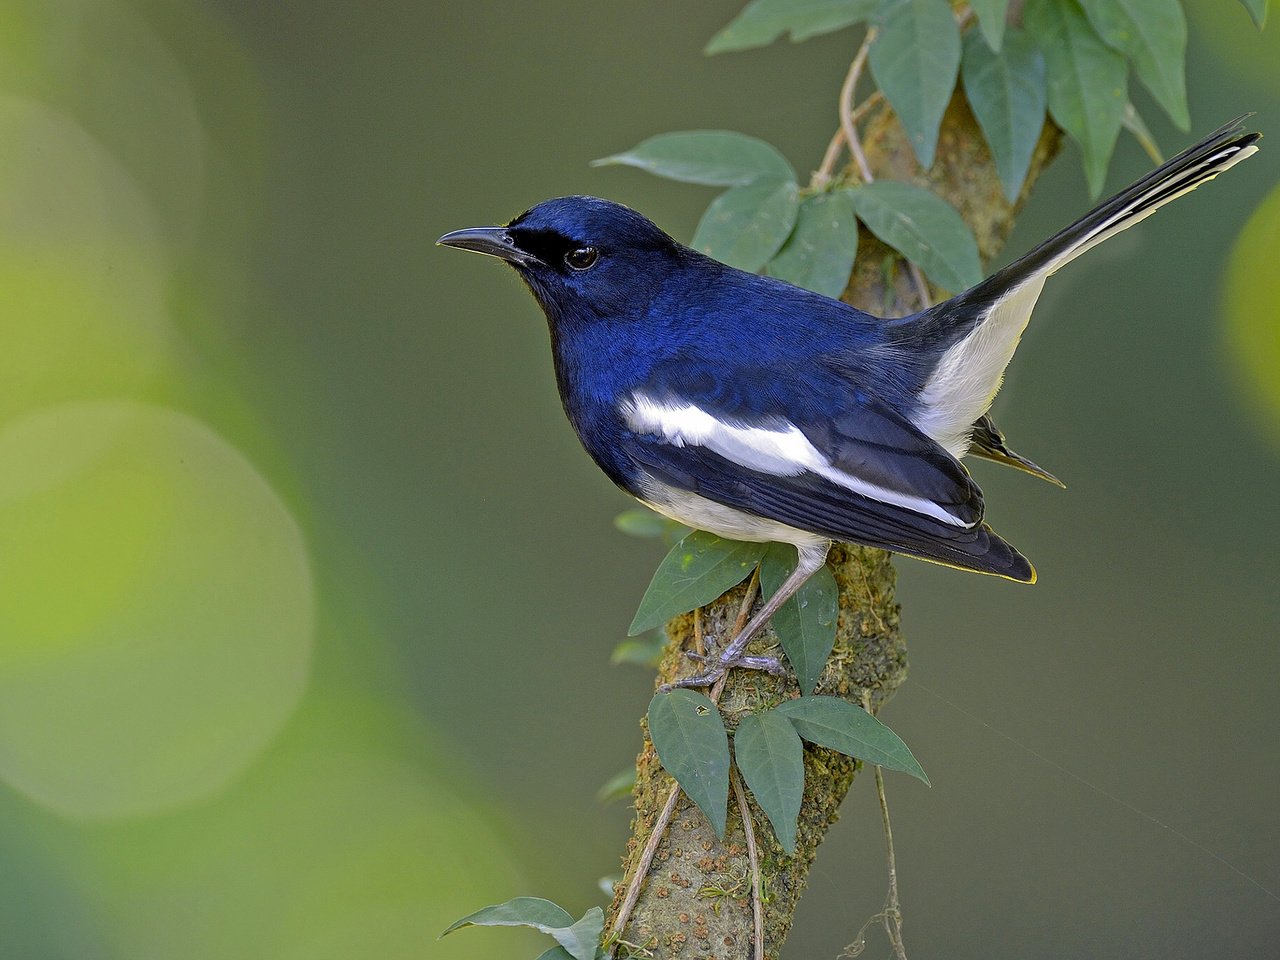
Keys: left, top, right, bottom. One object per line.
{"left": 564, "top": 246, "right": 599, "bottom": 271}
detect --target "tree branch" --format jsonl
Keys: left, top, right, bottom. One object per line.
{"left": 607, "top": 92, "right": 1062, "bottom": 959}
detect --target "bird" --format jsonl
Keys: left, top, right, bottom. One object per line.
{"left": 438, "top": 117, "right": 1259, "bottom": 687}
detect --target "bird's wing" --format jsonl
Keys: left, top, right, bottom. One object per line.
{"left": 618, "top": 386, "right": 1034, "bottom": 581}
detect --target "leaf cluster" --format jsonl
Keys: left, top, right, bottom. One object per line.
{"left": 620, "top": 525, "right": 841, "bottom": 695}
{"left": 704, "top": 0, "right": 1266, "bottom": 197}
{"left": 595, "top": 1, "right": 1270, "bottom": 300}
{"left": 597, "top": 130, "right": 981, "bottom": 295}
{"left": 647, "top": 689, "right": 927, "bottom": 855}
{"left": 615, "top": 519, "right": 925, "bottom": 854}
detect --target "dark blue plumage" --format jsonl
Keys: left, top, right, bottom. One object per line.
{"left": 439, "top": 117, "right": 1258, "bottom": 685}
{"left": 500, "top": 196, "right": 1018, "bottom": 576}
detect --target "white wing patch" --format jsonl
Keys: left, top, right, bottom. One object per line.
{"left": 621, "top": 392, "right": 971, "bottom": 527}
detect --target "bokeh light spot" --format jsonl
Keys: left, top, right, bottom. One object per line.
{"left": 1225, "top": 179, "right": 1280, "bottom": 446}
{"left": 0, "top": 95, "right": 175, "bottom": 420}
{"left": 0, "top": 401, "right": 314, "bottom": 819}
{"left": 83, "top": 695, "right": 533, "bottom": 960}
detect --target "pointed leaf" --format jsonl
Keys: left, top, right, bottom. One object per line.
{"left": 596, "top": 767, "right": 637, "bottom": 804}
{"left": 869, "top": 0, "right": 961, "bottom": 169}
{"left": 629, "top": 531, "right": 766, "bottom": 635}
{"left": 592, "top": 131, "right": 794, "bottom": 186}
{"left": 776, "top": 695, "right": 929, "bottom": 783}
{"left": 1122, "top": 101, "right": 1164, "bottom": 164}
{"left": 551, "top": 907, "right": 604, "bottom": 960}
{"left": 961, "top": 27, "right": 1047, "bottom": 202}
{"left": 706, "top": 0, "right": 880, "bottom": 53}
{"left": 1238, "top": 0, "right": 1268, "bottom": 29}
{"left": 970, "top": 0, "right": 1011, "bottom": 51}
{"left": 1025, "top": 0, "right": 1127, "bottom": 198}
{"left": 648, "top": 690, "right": 731, "bottom": 837}
{"left": 693, "top": 177, "right": 801, "bottom": 271}
{"left": 614, "top": 507, "right": 672, "bottom": 538}
{"left": 849, "top": 180, "right": 982, "bottom": 293}
{"left": 766, "top": 190, "right": 859, "bottom": 297}
{"left": 734, "top": 710, "right": 805, "bottom": 854}
{"left": 759, "top": 542, "right": 838, "bottom": 695}
{"left": 611, "top": 632, "right": 666, "bottom": 667}
{"left": 1079, "top": 0, "right": 1188, "bottom": 131}
{"left": 441, "top": 897, "right": 575, "bottom": 937}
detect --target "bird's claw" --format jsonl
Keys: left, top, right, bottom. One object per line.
{"left": 662, "top": 651, "right": 786, "bottom": 691}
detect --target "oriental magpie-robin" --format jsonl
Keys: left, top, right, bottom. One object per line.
{"left": 439, "top": 117, "right": 1259, "bottom": 687}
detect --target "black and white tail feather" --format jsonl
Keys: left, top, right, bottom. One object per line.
{"left": 907, "top": 116, "right": 1261, "bottom": 460}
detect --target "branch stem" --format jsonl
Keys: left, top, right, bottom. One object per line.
{"left": 731, "top": 771, "right": 765, "bottom": 960}
{"left": 608, "top": 572, "right": 761, "bottom": 953}
{"left": 839, "top": 29, "right": 877, "bottom": 185}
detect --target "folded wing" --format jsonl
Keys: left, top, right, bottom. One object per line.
{"left": 618, "top": 386, "right": 1034, "bottom": 582}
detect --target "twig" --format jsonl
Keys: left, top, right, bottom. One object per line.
{"left": 694, "top": 606, "right": 705, "bottom": 658}
{"left": 609, "top": 573, "right": 762, "bottom": 954}
{"left": 812, "top": 89, "right": 883, "bottom": 189}
{"left": 812, "top": 128, "right": 847, "bottom": 190}
{"left": 610, "top": 782, "right": 681, "bottom": 955}
{"left": 839, "top": 28, "right": 877, "bottom": 185}
{"left": 874, "top": 766, "right": 907, "bottom": 960}
{"left": 847, "top": 89, "right": 884, "bottom": 128}
{"left": 907, "top": 262, "right": 931, "bottom": 310}
{"left": 835, "top": 30, "right": 931, "bottom": 310}
{"left": 731, "top": 771, "right": 765, "bottom": 960}
{"left": 864, "top": 691, "right": 908, "bottom": 960}
{"left": 709, "top": 569, "right": 760, "bottom": 702}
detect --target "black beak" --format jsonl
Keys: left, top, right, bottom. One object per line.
{"left": 436, "top": 226, "right": 542, "bottom": 267}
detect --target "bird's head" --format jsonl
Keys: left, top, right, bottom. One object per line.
{"left": 437, "top": 196, "right": 685, "bottom": 323}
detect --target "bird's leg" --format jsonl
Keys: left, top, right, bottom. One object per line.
{"left": 664, "top": 540, "right": 830, "bottom": 691}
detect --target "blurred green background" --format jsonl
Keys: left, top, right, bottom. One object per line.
{"left": 0, "top": 1, "right": 1276, "bottom": 957}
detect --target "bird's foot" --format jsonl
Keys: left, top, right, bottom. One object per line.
{"left": 659, "top": 651, "right": 787, "bottom": 691}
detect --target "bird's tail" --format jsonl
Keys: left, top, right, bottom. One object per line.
{"left": 903, "top": 116, "right": 1259, "bottom": 457}
{"left": 967, "top": 115, "right": 1259, "bottom": 301}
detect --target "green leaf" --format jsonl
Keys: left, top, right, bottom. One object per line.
{"left": 1079, "top": 0, "right": 1188, "bottom": 131}
{"left": 441, "top": 897, "right": 575, "bottom": 937}
{"left": 1239, "top": 0, "right": 1268, "bottom": 29}
{"left": 776, "top": 695, "right": 929, "bottom": 783}
{"left": 848, "top": 180, "right": 982, "bottom": 293}
{"left": 552, "top": 907, "right": 604, "bottom": 960}
{"left": 733, "top": 710, "right": 805, "bottom": 854}
{"left": 592, "top": 131, "right": 795, "bottom": 186}
{"left": 614, "top": 507, "right": 670, "bottom": 538}
{"left": 1024, "top": 0, "right": 1128, "bottom": 198}
{"left": 648, "top": 690, "right": 731, "bottom": 838}
{"left": 610, "top": 632, "right": 666, "bottom": 668}
{"left": 535, "top": 949, "right": 575, "bottom": 960}
{"left": 693, "top": 177, "right": 801, "bottom": 271}
{"left": 766, "top": 190, "right": 859, "bottom": 297}
{"left": 970, "top": 0, "right": 1011, "bottom": 51}
{"left": 629, "top": 531, "right": 766, "bottom": 635}
{"left": 758, "top": 543, "right": 838, "bottom": 695}
{"left": 1122, "top": 101, "right": 1164, "bottom": 164}
{"left": 868, "top": 0, "right": 961, "bottom": 169}
{"left": 596, "top": 767, "right": 637, "bottom": 804}
{"left": 961, "top": 28, "right": 1047, "bottom": 203}
{"left": 706, "top": 0, "right": 880, "bottom": 53}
